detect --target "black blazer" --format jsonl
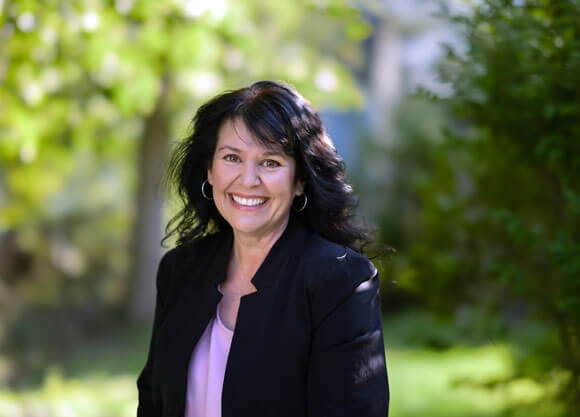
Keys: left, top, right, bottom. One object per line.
{"left": 137, "top": 215, "right": 389, "bottom": 417}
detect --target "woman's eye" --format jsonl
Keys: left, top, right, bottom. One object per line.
{"left": 223, "top": 154, "right": 240, "bottom": 162}
{"left": 262, "top": 159, "right": 281, "bottom": 168}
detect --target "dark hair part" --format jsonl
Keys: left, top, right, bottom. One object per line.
{"left": 164, "top": 80, "right": 371, "bottom": 251}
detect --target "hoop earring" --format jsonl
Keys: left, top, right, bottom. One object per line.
{"left": 293, "top": 194, "right": 307, "bottom": 212}
{"left": 201, "top": 180, "right": 213, "bottom": 200}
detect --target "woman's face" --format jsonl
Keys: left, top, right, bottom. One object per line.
{"left": 208, "top": 118, "right": 303, "bottom": 242}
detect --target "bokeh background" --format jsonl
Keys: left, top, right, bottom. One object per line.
{"left": 1, "top": 0, "right": 578, "bottom": 416}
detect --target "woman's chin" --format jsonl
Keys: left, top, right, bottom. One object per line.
{"left": 229, "top": 217, "right": 289, "bottom": 241}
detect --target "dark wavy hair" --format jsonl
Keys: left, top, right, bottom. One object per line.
{"left": 164, "top": 80, "right": 370, "bottom": 251}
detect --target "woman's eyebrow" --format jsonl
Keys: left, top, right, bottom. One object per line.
{"left": 216, "top": 145, "right": 242, "bottom": 153}
{"left": 217, "top": 145, "right": 285, "bottom": 158}
{"left": 263, "top": 150, "right": 285, "bottom": 157}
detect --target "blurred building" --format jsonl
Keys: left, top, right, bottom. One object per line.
{"left": 322, "top": 0, "right": 466, "bottom": 167}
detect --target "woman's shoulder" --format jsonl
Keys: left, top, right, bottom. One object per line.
{"left": 301, "top": 233, "right": 376, "bottom": 279}
{"left": 300, "top": 233, "right": 378, "bottom": 323}
{"left": 156, "top": 231, "right": 228, "bottom": 290}
{"left": 162, "top": 230, "right": 227, "bottom": 266}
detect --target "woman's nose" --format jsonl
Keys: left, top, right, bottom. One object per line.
{"left": 240, "top": 163, "right": 261, "bottom": 186}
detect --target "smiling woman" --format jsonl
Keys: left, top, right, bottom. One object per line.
{"left": 137, "top": 80, "right": 389, "bottom": 417}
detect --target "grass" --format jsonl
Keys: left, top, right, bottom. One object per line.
{"left": 0, "top": 370, "right": 136, "bottom": 417}
{"left": 0, "top": 311, "right": 568, "bottom": 417}
{"left": 383, "top": 310, "right": 567, "bottom": 417}
{"left": 387, "top": 346, "right": 564, "bottom": 417}
{"left": 0, "top": 323, "right": 149, "bottom": 417}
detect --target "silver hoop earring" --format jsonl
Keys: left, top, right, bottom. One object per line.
{"left": 201, "top": 180, "right": 213, "bottom": 200}
{"left": 293, "top": 194, "right": 307, "bottom": 212}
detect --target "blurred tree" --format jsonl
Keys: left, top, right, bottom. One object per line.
{"left": 377, "top": 0, "right": 579, "bottom": 406}
{"left": 0, "top": 0, "right": 371, "bottom": 346}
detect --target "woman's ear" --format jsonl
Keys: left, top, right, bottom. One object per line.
{"left": 207, "top": 168, "right": 213, "bottom": 185}
{"left": 294, "top": 179, "right": 304, "bottom": 196}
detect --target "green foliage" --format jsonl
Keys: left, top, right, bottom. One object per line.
{"left": 372, "top": 0, "right": 580, "bottom": 407}
{"left": 443, "top": 0, "right": 580, "bottom": 385}
{"left": 0, "top": 0, "right": 369, "bottom": 227}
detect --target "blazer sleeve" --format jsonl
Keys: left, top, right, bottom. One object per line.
{"left": 136, "top": 250, "right": 175, "bottom": 417}
{"left": 306, "top": 249, "right": 389, "bottom": 417}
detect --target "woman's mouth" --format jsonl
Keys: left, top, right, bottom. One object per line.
{"left": 230, "top": 194, "right": 267, "bottom": 207}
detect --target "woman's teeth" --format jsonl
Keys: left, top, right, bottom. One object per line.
{"left": 231, "top": 195, "right": 266, "bottom": 206}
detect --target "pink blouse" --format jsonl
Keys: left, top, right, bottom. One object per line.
{"left": 185, "top": 304, "right": 234, "bottom": 417}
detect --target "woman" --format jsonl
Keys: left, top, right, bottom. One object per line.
{"left": 137, "top": 80, "right": 389, "bottom": 417}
